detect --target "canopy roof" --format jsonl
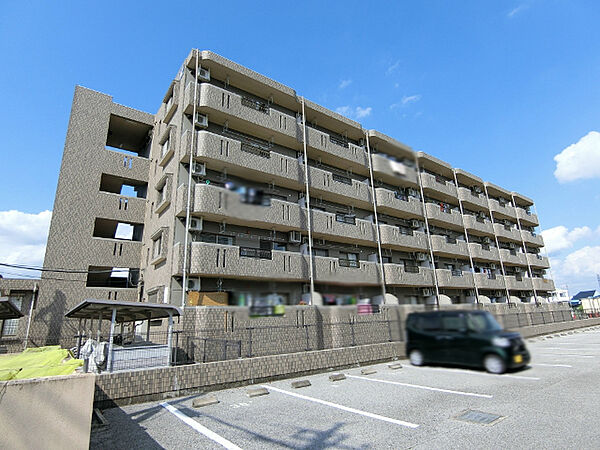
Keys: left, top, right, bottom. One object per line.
{"left": 65, "top": 299, "right": 182, "bottom": 323}
{"left": 0, "top": 297, "right": 24, "bottom": 320}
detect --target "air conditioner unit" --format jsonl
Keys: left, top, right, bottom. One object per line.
{"left": 483, "top": 237, "right": 492, "bottom": 244}
{"left": 410, "top": 219, "right": 420, "bottom": 229}
{"left": 415, "top": 252, "right": 427, "bottom": 261}
{"left": 189, "top": 217, "right": 203, "bottom": 231}
{"left": 192, "top": 162, "right": 206, "bottom": 176}
{"left": 289, "top": 231, "right": 302, "bottom": 243}
{"left": 509, "top": 242, "right": 516, "bottom": 249}
{"left": 195, "top": 113, "right": 208, "bottom": 128}
{"left": 197, "top": 67, "right": 210, "bottom": 82}
{"left": 187, "top": 277, "right": 200, "bottom": 291}
{"left": 490, "top": 263, "right": 497, "bottom": 269}
{"left": 420, "top": 288, "right": 433, "bottom": 297}
{"left": 408, "top": 188, "right": 418, "bottom": 197}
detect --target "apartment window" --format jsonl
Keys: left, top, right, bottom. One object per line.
{"left": 273, "top": 242, "right": 287, "bottom": 251}
{"left": 339, "top": 252, "right": 359, "bottom": 268}
{"left": 152, "top": 234, "right": 163, "bottom": 259}
{"left": 161, "top": 138, "right": 170, "bottom": 158}
{"left": 312, "top": 248, "right": 329, "bottom": 257}
{"left": 217, "top": 235, "right": 234, "bottom": 246}
{"left": 2, "top": 296, "right": 23, "bottom": 336}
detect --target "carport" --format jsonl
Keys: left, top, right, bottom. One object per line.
{"left": 0, "top": 297, "right": 24, "bottom": 320}
{"left": 65, "top": 299, "right": 182, "bottom": 372}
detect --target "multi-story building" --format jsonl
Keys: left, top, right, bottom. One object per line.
{"left": 1, "top": 49, "right": 554, "bottom": 345}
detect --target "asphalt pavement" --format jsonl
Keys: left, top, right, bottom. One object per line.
{"left": 91, "top": 326, "right": 600, "bottom": 449}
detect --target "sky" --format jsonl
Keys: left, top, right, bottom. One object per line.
{"left": 1, "top": 1, "right": 599, "bottom": 295}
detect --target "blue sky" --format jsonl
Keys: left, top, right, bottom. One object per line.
{"left": 1, "top": 1, "right": 599, "bottom": 293}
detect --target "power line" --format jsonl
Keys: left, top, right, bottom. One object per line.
{"left": 0, "top": 262, "right": 132, "bottom": 275}
{"left": 0, "top": 268, "right": 86, "bottom": 283}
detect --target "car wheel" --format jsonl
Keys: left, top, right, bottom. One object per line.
{"left": 409, "top": 349, "right": 424, "bottom": 366}
{"left": 483, "top": 354, "right": 506, "bottom": 374}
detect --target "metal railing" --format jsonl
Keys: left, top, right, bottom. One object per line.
{"left": 239, "top": 247, "right": 272, "bottom": 259}
{"left": 338, "top": 258, "right": 360, "bottom": 268}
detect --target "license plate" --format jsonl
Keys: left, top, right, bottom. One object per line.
{"left": 514, "top": 355, "right": 523, "bottom": 364}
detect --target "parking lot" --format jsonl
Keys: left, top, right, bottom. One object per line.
{"left": 91, "top": 326, "right": 600, "bottom": 449}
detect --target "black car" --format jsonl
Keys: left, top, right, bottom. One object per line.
{"left": 405, "top": 310, "right": 530, "bottom": 374}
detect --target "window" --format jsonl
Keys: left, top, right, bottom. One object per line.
{"left": 442, "top": 313, "right": 465, "bottom": 332}
{"left": 312, "top": 248, "right": 329, "bottom": 257}
{"left": 273, "top": 242, "right": 287, "bottom": 251}
{"left": 2, "top": 296, "right": 23, "bottom": 336}
{"left": 217, "top": 235, "right": 234, "bottom": 246}
{"left": 160, "top": 138, "right": 170, "bottom": 158}
{"left": 152, "top": 234, "right": 163, "bottom": 259}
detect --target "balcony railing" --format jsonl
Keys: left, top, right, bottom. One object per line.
{"left": 335, "top": 214, "right": 356, "bottom": 225}
{"left": 241, "top": 96, "right": 270, "bottom": 114}
{"left": 239, "top": 247, "right": 272, "bottom": 259}
{"left": 329, "top": 134, "right": 349, "bottom": 148}
{"left": 339, "top": 258, "right": 360, "bottom": 268}
{"left": 405, "top": 265, "right": 420, "bottom": 273}
{"left": 240, "top": 142, "right": 271, "bottom": 159}
{"left": 332, "top": 173, "right": 353, "bottom": 185}
{"left": 451, "top": 269, "right": 464, "bottom": 277}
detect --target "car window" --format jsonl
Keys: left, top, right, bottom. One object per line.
{"left": 418, "top": 315, "right": 441, "bottom": 331}
{"left": 441, "top": 314, "right": 465, "bottom": 332}
{"left": 466, "top": 313, "right": 487, "bottom": 332}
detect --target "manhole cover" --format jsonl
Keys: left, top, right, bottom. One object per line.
{"left": 454, "top": 410, "right": 505, "bottom": 425}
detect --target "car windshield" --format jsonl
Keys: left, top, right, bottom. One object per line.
{"left": 466, "top": 312, "right": 503, "bottom": 332}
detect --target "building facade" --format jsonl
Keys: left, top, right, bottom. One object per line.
{"left": 1, "top": 49, "right": 555, "bottom": 345}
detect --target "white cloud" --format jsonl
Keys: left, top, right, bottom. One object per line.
{"left": 355, "top": 107, "right": 372, "bottom": 119}
{"left": 335, "top": 106, "right": 372, "bottom": 120}
{"left": 338, "top": 79, "right": 352, "bottom": 89}
{"left": 553, "top": 131, "right": 600, "bottom": 183}
{"left": 386, "top": 60, "right": 400, "bottom": 75}
{"left": 390, "top": 94, "right": 422, "bottom": 110}
{"left": 540, "top": 225, "right": 593, "bottom": 254}
{"left": 507, "top": 4, "right": 528, "bottom": 18}
{"left": 0, "top": 210, "right": 51, "bottom": 277}
{"left": 560, "top": 246, "right": 600, "bottom": 277}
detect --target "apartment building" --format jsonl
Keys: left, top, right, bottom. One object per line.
{"left": 0, "top": 49, "right": 555, "bottom": 343}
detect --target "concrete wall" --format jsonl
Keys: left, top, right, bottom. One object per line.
{"left": 0, "top": 374, "right": 95, "bottom": 450}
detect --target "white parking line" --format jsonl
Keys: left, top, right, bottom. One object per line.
{"left": 401, "top": 365, "right": 540, "bottom": 380}
{"left": 345, "top": 375, "right": 493, "bottom": 398}
{"left": 541, "top": 347, "right": 594, "bottom": 351}
{"left": 160, "top": 402, "right": 242, "bottom": 450}
{"left": 261, "top": 384, "right": 420, "bottom": 428}
{"left": 530, "top": 363, "right": 573, "bottom": 368}
{"left": 539, "top": 353, "right": 594, "bottom": 358}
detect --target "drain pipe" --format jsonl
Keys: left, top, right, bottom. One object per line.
{"left": 512, "top": 194, "right": 539, "bottom": 305}
{"left": 300, "top": 97, "right": 315, "bottom": 305}
{"left": 364, "top": 132, "right": 387, "bottom": 303}
{"left": 181, "top": 48, "right": 199, "bottom": 308}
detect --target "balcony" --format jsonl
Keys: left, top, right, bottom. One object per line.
{"left": 313, "top": 256, "right": 380, "bottom": 285}
{"left": 103, "top": 149, "right": 150, "bottom": 183}
{"left": 384, "top": 264, "right": 434, "bottom": 286}
{"left": 88, "top": 238, "right": 142, "bottom": 268}
{"left": 457, "top": 187, "right": 488, "bottom": 210}
{"left": 474, "top": 273, "right": 506, "bottom": 290}
{"left": 425, "top": 203, "right": 464, "bottom": 231}
{"left": 311, "top": 209, "right": 376, "bottom": 245}
{"left": 463, "top": 215, "right": 494, "bottom": 235}
{"left": 379, "top": 225, "right": 429, "bottom": 251}
{"left": 527, "top": 253, "right": 550, "bottom": 269}
{"left": 187, "top": 130, "right": 303, "bottom": 190}
{"left": 371, "top": 154, "right": 418, "bottom": 187}
{"left": 420, "top": 172, "right": 458, "bottom": 201}
{"left": 305, "top": 165, "right": 372, "bottom": 209}
{"left": 186, "top": 83, "right": 299, "bottom": 145}
{"left": 468, "top": 243, "right": 500, "bottom": 263}
{"left": 96, "top": 192, "right": 147, "bottom": 223}
{"left": 161, "top": 80, "right": 180, "bottom": 124}
{"left": 304, "top": 126, "right": 369, "bottom": 174}
{"left": 186, "top": 242, "right": 308, "bottom": 281}
{"left": 499, "top": 249, "right": 527, "bottom": 266}
{"left": 532, "top": 277, "right": 555, "bottom": 292}
{"left": 430, "top": 235, "right": 469, "bottom": 258}
{"left": 516, "top": 207, "right": 539, "bottom": 227}
{"left": 505, "top": 275, "right": 533, "bottom": 290}
{"left": 375, "top": 188, "right": 423, "bottom": 219}
{"left": 493, "top": 223, "right": 522, "bottom": 242}
{"left": 489, "top": 198, "right": 516, "bottom": 220}
{"left": 192, "top": 183, "right": 303, "bottom": 231}
{"left": 436, "top": 269, "right": 475, "bottom": 289}
{"left": 521, "top": 230, "right": 544, "bottom": 247}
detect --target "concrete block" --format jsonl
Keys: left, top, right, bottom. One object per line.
{"left": 361, "top": 368, "right": 377, "bottom": 375}
{"left": 329, "top": 373, "right": 346, "bottom": 381}
{"left": 388, "top": 363, "right": 403, "bottom": 370}
{"left": 291, "top": 380, "right": 311, "bottom": 388}
{"left": 247, "top": 388, "right": 269, "bottom": 397}
{"left": 192, "top": 395, "right": 219, "bottom": 408}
